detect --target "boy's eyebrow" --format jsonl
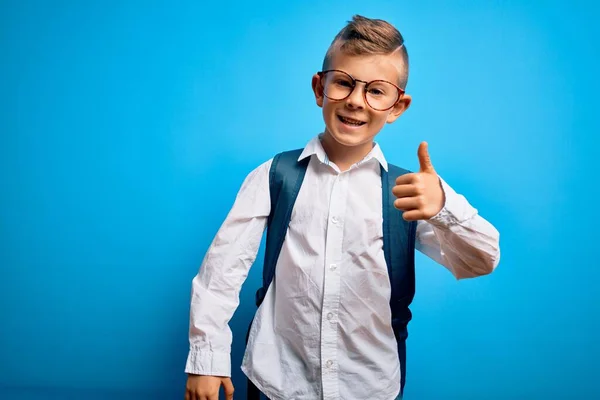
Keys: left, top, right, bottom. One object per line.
{"left": 330, "top": 69, "right": 399, "bottom": 85}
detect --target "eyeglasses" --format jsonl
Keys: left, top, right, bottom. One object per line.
{"left": 317, "top": 69, "right": 404, "bottom": 111}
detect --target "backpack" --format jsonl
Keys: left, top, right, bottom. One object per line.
{"left": 247, "top": 149, "right": 417, "bottom": 399}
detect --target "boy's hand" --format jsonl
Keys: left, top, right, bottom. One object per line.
{"left": 392, "top": 142, "right": 445, "bottom": 221}
{"left": 185, "top": 374, "right": 234, "bottom": 400}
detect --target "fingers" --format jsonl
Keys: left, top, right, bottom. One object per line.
{"left": 185, "top": 390, "right": 201, "bottom": 400}
{"left": 395, "top": 172, "right": 418, "bottom": 186}
{"left": 185, "top": 385, "right": 194, "bottom": 400}
{"left": 393, "top": 173, "right": 426, "bottom": 200}
{"left": 395, "top": 170, "right": 432, "bottom": 186}
{"left": 393, "top": 175, "right": 427, "bottom": 220}
{"left": 393, "top": 196, "right": 424, "bottom": 211}
{"left": 401, "top": 209, "right": 426, "bottom": 221}
{"left": 222, "top": 378, "right": 235, "bottom": 400}
{"left": 184, "top": 391, "right": 197, "bottom": 400}
{"left": 392, "top": 183, "right": 421, "bottom": 198}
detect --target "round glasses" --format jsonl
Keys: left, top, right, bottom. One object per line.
{"left": 317, "top": 69, "right": 404, "bottom": 111}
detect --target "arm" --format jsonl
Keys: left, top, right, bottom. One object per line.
{"left": 416, "top": 177, "right": 500, "bottom": 279}
{"left": 185, "top": 159, "right": 272, "bottom": 376}
{"left": 392, "top": 142, "right": 500, "bottom": 279}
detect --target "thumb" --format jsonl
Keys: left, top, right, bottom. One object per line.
{"left": 418, "top": 141, "right": 435, "bottom": 173}
{"left": 222, "top": 377, "right": 234, "bottom": 400}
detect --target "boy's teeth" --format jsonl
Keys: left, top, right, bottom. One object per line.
{"left": 340, "top": 116, "right": 364, "bottom": 125}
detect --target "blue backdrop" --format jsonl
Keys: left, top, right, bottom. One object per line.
{"left": 1, "top": 1, "right": 598, "bottom": 399}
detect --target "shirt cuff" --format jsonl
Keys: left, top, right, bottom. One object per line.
{"left": 185, "top": 349, "right": 231, "bottom": 377}
{"left": 427, "top": 176, "right": 478, "bottom": 228}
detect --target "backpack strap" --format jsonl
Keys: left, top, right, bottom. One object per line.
{"left": 382, "top": 163, "right": 417, "bottom": 332}
{"left": 382, "top": 163, "right": 417, "bottom": 395}
{"left": 247, "top": 149, "right": 308, "bottom": 400}
{"left": 255, "top": 148, "right": 308, "bottom": 307}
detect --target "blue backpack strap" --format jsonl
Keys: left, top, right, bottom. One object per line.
{"left": 247, "top": 149, "right": 308, "bottom": 400}
{"left": 381, "top": 163, "right": 417, "bottom": 396}
{"left": 255, "top": 148, "right": 308, "bottom": 307}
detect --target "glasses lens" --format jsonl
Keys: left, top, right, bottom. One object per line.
{"left": 322, "top": 71, "right": 354, "bottom": 100}
{"left": 365, "top": 81, "right": 400, "bottom": 110}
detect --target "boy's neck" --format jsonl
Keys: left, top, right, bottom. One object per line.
{"left": 320, "top": 132, "right": 375, "bottom": 172}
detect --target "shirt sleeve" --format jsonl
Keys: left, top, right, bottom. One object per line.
{"left": 415, "top": 176, "right": 501, "bottom": 280}
{"left": 185, "top": 159, "right": 272, "bottom": 376}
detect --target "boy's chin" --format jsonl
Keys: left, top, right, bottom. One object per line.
{"left": 325, "top": 128, "right": 375, "bottom": 148}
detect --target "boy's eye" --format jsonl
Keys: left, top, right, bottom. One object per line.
{"left": 334, "top": 79, "right": 353, "bottom": 88}
{"left": 368, "top": 87, "right": 386, "bottom": 96}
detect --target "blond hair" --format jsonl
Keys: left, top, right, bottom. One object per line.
{"left": 322, "top": 15, "right": 409, "bottom": 89}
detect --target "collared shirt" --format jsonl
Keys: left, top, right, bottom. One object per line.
{"left": 185, "top": 135, "right": 501, "bottom": 400}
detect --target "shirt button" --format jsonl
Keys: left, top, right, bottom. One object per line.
{"left": 329, "top": 264, "right": 337, "bottom": 271}
{"left": 331, "top": 216, "right": 338, "bottom": 224}
{"left": 327, "top": 312, "right": 334, "bottom": 320}
{"left": 326, "top": 360, "right": 333, "bottom": 368}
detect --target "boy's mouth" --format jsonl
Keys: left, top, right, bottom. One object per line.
{"left": 337, "top": 114, "right": 366, "bottom": 127}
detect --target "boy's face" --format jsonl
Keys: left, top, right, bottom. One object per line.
{"left": 312, "top": 52, "right": 411, "bottom": 148}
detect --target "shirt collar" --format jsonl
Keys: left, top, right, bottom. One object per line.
{"left": 297, "top": 134, "right": 389, "bottom": 171}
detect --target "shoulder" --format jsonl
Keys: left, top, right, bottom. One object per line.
{"left": 270, "top": 148, "right": 307, "bottom": 172}
{"left": 244, "top": 148, "right": 304, "bottom": 182}
{"left": 272, "top": 148, "right": 304, "bottom": 163}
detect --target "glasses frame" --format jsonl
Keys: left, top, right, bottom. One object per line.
{"left": 317, "top": 69, "right": 405, "bottom": 111}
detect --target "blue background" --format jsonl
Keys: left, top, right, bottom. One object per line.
{"left": 1, "top": 0, "right": 598, "bottom": 399}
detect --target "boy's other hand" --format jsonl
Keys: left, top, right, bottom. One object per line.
{"left": 392, "top": 142, "right": 445, "bottom": 221}
{"left": 185, "top": 374, "right": 234, "bottom": 400}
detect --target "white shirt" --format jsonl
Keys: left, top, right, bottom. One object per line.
{"left": 185, "top": 135, "right": 501, "bottom": 400}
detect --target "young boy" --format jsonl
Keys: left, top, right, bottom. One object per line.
{"left": 184, "top": 15, "right": 500, "bottom": 400}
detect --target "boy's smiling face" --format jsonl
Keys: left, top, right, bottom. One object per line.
{"left": 312, "top": 51, "right": 411, "bottom": 150}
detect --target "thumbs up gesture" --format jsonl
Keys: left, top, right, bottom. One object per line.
{"left": 392, "top": 142, "right": 445, "bottom": 221}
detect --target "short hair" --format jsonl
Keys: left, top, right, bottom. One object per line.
{"left": 322, "top": 15, "right": 409, "bottom": 89}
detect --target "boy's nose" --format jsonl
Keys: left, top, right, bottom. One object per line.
{"left": 345, "top": 86, "right": 366, "bottom": 109}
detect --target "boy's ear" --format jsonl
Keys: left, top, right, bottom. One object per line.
{"left": 386, "top": 94, "right": 412, "bottom": 124}
{"left": 312, "top": 74, "right": 324, "bottom": 108}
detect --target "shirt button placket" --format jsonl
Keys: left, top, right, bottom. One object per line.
{"left": 321, "top": 174, "right": 348, "bottom": 399}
